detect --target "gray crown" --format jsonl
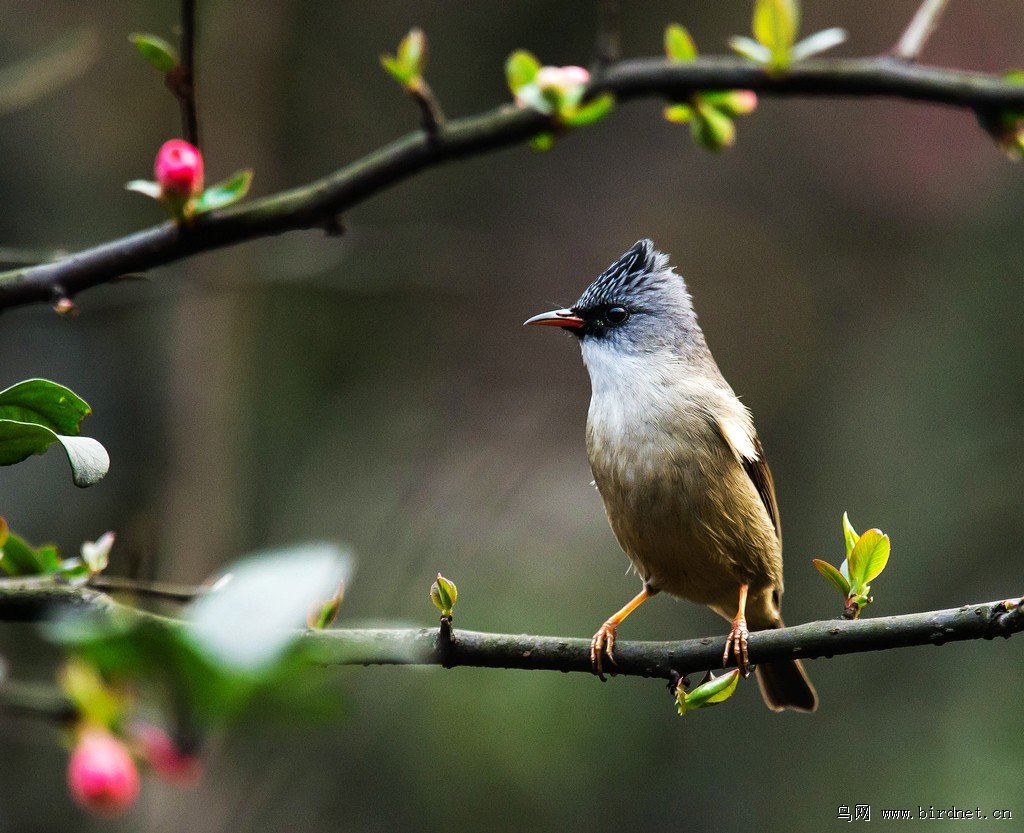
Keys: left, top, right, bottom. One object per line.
{"left": 574, "top": 239, "right": 671, "bottom": 310}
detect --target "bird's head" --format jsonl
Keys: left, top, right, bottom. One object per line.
{"left": 524, "top": 239, "right": 700, "bottom": 357}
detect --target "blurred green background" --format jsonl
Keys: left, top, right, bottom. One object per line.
{"left": 1, "top": 0, "right": 1023, "bottom": 830}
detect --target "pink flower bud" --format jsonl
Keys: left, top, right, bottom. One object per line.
{"left": 67, "top": 729, "right": 140, "bottom": 817}
{"left": 154, "top": 139, "right": 204, "bottom": 199}
{"left": 132, "top": 722, "right": 202, "bottom": 786}
{"left": 729, "top": 90, "right": 758, "bottom": 115}
{"left": 535, "top": 65, "right": 590, "bottom": 94}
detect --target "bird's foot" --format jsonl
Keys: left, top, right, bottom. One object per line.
{"left": 590, "top": 621, "right": 619, "bottom": 681}
{"left": 722, "top": 616, "right": 750, "bottom": 677}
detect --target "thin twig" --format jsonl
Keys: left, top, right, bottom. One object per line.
{"left": 0, "top": 682, "right": 76, "bottom": 723}
{"left": 408, "top": 79, "right": 445, "bottom": 136}
{"left": 594, "top": 0, "right": 621, "bottom": 72}
{"left": 170, "top": 0, "right": 200, "bottom": 147}
{"left": 893, "top": 0, "right": 951, "bottom": 62}
{"left": 3, "top": 56, "right": 1024, "bottom": 312}
{"left": 87, "top": 575, "right": 202, "bottom": 603}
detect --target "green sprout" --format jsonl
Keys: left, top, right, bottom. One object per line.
{"left": 430, "top": 573, "right": 458, "bottom": 618}
{"left": 505, "top": 51, "right": 614, "bottom": 150}
{"left": 813, "top": 513, "right": 891, "bottom": 619}
{"left": 675, "top": 669, "right": 741, "bottom": 716}
{"left": 661, "top": 24, "right": 758, "bottom": 152}
{"left": 729, "top": 0, "right": 846, "bottom": 73}
{"left": 381, "top": 28, "right": 427, "bottom": 92}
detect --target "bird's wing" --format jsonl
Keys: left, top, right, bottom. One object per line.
{"left": 715, "top": 415, "right": 782, "bottom": 545}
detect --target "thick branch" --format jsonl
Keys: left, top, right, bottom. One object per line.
{"left": 307, "top": 599, "right": 1023, "bottom": 677}
{"left": 0, "top": 584, "right": 1019, "bottom": 679}
{"left": 2, "top": 56, "right": 1024, "bottom": 312}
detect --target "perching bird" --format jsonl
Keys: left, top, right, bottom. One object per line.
{"left": 525, "top": 239, "right": 817, "bottom": 712}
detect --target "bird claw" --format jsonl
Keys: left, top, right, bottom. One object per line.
{"left": 590, "top": 622, "right": 619, "bottom": 681}
{"left": 722, "top": 616, "right": 750, "bottom": 677}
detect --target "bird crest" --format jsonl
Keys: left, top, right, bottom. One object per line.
{"left": 575, "top": 239, "right": 670, "bottom": 309}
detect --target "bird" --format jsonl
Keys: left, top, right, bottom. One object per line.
{"left": 524, "top": 239, "right": 817, "bottom": 712}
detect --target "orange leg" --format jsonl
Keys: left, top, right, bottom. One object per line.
{"left": 590, "top": 587, "right": 651, "bottom": 681}
{"left": 722, "top": 584, "right": 751, "bottom": 676}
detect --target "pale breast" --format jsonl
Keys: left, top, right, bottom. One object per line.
{"left": 583, "top": 352, "right": 781, "bottom": 607}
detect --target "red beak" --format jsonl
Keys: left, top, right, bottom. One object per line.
{"left": 523, "top": 308, "right": 585, "bottom": 329}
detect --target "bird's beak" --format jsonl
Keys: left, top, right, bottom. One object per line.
{"left": 523, "top": 308, "right": 585, "bottom": 330}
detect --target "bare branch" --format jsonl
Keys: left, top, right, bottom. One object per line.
{"left": 3, "top": 55, "right": 1024, "bottom": 312}
{"left": 593, "top": 0, "right": 621, "bottom": 72}
{"left": 0, "top": 584, "right": 1020, "bottom": 682}
{"left": 167, "top": 0, "right": 200, "bottom": 146}
{"left": 893, "top": 0, "right": 951, "bottom": 63}
{"left": 408, "top": 79, "right": 445, "bottom": 136}
{"left": 0, "top": 682, "right": 76, "bottom": 723}
{"left": 87, "top": 575, "right": 202, "bottom": 603}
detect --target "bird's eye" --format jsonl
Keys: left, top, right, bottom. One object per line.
{"left": 605, "top": 306, "right": 630, "bottom": 326}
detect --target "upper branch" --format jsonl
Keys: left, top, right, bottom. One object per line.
{"left": 175, "top": 0, "right": 200, "bottom": 146}
{"left": 2, "top": 56, "right": 1024, "bottom": 312}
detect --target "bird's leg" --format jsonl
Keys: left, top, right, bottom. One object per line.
{"left": 722, "top": 584, "right": 751, "bottom": 677}
{"left": 590, "top": 587, "right": 650, "bottom": 681}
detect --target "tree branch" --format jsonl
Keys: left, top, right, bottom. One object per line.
{"left": 593, "top": 0, "right": 621, "bottom": 72}
{"left": 0, "top": 583, "right": 1020, "bottom": 680}
{"left": 0, "top": 682, "right": 76, "bottom": 723}
{"left": 174, "top": 0, "right": 200, "bottom": 147}
{"left": 893, "top": 0, "right": 951, "bottom": 63}
{"left": 87, "top": 575, "right": 202, "bottom": 603}
{"left": 3, "top": 55, "right": 1024, "bottom": 312}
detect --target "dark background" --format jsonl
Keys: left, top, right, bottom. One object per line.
{"left": 0, "top": 1, "right": 1022, "bottom": 830}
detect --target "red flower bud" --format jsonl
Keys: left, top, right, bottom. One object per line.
{"left": 67, "top": 728, "right": 140, "bottom": 817}
{"left": 154, "top": 139, "right": 204, "bottom": 198}
{"left": 132, "top": 722, "right": 202, "bottom": 786}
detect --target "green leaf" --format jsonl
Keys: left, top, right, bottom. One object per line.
{"left": 664, "top": 104, "right": 694, "bottom": 123}
{"left": 791, "top": 27, "right": 847, "bottom": 61}
{"left": 0, "top": 530, "right": 49, "bottom": 576}
{"left": 842, "top": 512, "right": 859, "bottom": 558}
{"left": 848, "top": 528, "right": 890, "bottom": 586}
{"left": 186, "top": 543, "right": 352, "bottom": 673}
{"left": 193, "top": 170, "right": 253, "bottom": 214}
{"left": 691, "top": 102, "right": 735, "bottom": 151}
{"left": 125, "top": 179, "right": 163, "bottom": 200}
{"left": 683, "top": 669, "right": 741, "bottom": 711}
{"left": 59, "top": 657, "right": 124, "bottom": 729}
{"left": 506, "top": 50, "right": 541, "bottom": 94}
{"left": 753, "top": 0, "right": 799, "bottom": 57}
{"left": 0, "top": 378, "right": 91, "bottom": 434}
{"left": 701, "top": 90, "right": 758, "bottom": 116}
{"left": 0, "top": 420, "right": 109, "bottom": 487}
{"left": 812, "top": 558, "right": 851, "bottom": 596}
{"left": 128, "top": 33, "right": 178, "bottom": 73}
{"left": 398, "top": 28, "right": 426, "bottom": 75}
{"left": 57, "top": 557, "right": 91, "bottom": 584}
{"left": 664, "top": 24, "right": 697, "bottom": 63}
{"left": 430, "top": 573, "right": 457, "bottom": 617}
{"left": 529, "top": 132, "right": 556, "bottom": 151}
{"left": 380, "top": 55, "right": 413, "bottom": 86}
{"left": 561, "top": 94, "right": 614, "bottom": 127}
{"left": 728, "top": 36, "right": 772, "bottom": 64}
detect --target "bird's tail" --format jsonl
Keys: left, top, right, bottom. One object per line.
{"left": 754, "top": 617, "right": 818, "bottom": 713}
